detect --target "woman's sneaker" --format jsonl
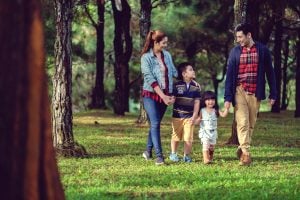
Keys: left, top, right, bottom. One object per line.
{"left": 142, "top": 151, "right": 152, "bottom": 160}
{"left": 183, "top": 155, "right": 192, "bottom": 163}
{"left": 169, "top": 153, "right": 180, "bottom": 162}
{"left": 155, "top": 157, "right": 165, "bottom": 165}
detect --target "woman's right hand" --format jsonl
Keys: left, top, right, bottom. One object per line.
{"left": 162, "top": 95, "right": 174, "bottom": 106}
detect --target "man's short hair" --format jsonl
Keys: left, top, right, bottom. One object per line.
{"left": 235, "top": 23, "right": 253, "bottom": 35}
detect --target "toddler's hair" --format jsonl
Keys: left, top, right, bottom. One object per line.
{"left": 177, "top": 62, "right": 192, "bottom": 80}
{"left": 201, "top": 90, "right": 219, "bottom": 117}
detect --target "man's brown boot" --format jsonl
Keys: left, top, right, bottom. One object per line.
{"left": 203, "top": 151, "right": 211, "bottom": 164}
{"left": 209, "top": 150, "right": 214, "bottom": 162}
{"left": 239, "top": 152, "right": 252, "bottom": 166}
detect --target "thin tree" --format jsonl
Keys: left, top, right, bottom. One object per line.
{"left": 53, "top": 0, "right": 87, "bottom": 156}
{"left": 0, "top": 0, "right": 65, "bottom": 199}
{"left": 295, "top": 29, "right": 300, "bottom": 117}
{"left": 137, "top": 0, "right": 178, "bottom": 123}
{"left": 137, "top": 0, "right": 152, "bottom": 123}
{"left": 111, "top": 0, "right": 132, "bottom": 115}
{"left": 271, "top": 1, "right": 285, "bottom": 113}
{"left": 226, "top": 0, "right": 248, "bottom": 145}
{"left": 281, "top": 36, "right": 290, "bottom": 110}
{"left": 83, "top": 0, "right": 106, "bottom": 109}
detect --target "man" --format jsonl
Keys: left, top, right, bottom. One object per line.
{"left": 224, "top": 23, "right": 277, "bottom": 166}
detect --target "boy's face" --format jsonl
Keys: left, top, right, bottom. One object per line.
{"left": 183, "top": 65, "right": 195, "bottom": 80}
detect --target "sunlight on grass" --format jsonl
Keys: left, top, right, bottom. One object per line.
{"left": 59, "top": 110, "right": 300, "bottom": 199}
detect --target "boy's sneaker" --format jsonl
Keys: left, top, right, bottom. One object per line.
{"left": 169, "top": 153, "right": 180, "bottom": 162}
{"left": 182, "top": 155, "right": 192, "bottom": 163}
{"left": 142, "top": 151, "right": 152, "bottom": 160}
{"left": 155, "top": 157, "right": 165, "bottom": 165}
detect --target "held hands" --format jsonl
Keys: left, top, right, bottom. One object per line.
{"left": 162, "top": 95, "right": 175, "bottom": 106}
{"left": 219, "top": 107, "right": 229, "bottom": 118}
{"left": 269, "top": 99, "right": 275, "bottom": 106}
{"left": 224, "top": 101, "right": 231, "bottom": 110}
{"left": 192, "top": 116, "right": 201, "bottom": 125}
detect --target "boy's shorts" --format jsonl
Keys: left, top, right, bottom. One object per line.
{"left": 171, "top": 118, "right": 194, "bottom": 142}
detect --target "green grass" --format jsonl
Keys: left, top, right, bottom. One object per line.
{"left": 58, "top": 110, "right": 300, "bottom": 200}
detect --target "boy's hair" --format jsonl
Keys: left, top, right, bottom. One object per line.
{"left": 235, "top": 23, "right": 253, "bottom": 35}
{"left": 177, "top": 62, "right": 192, "bottom": 80}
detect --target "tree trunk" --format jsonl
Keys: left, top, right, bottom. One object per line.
{"left": 0, "top": 1, "right": 65, "bottom": 199}
{"left": 53, "top": 0, "right": 87, "bottom": 157}
{"left": 137, "top": 0, "right": 152, "bottom": 124}
{"left": 90, "top": 0, "right": 106, "bottom": 109}
{"left": 295, "top": 30, "right": 300, "bottom": 118}
{"left": 281, "top": 36, "right": 289, "bottom": 110}
{"left": 271, "top": 2, "right": 284, "bottom": 113}
{"left": 234, "top": 0, "right": 248, "bottom": 27}
{"left": 246, "top": 0, "right": 260, "bottom": 39}
{"left": 227, "top": 0, "right": 249, "bottom": 145}
{"left": 111, "top": 0, "right": 133, "bottom": 115}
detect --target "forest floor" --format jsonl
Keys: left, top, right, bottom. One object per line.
{"left": 58, "top": 109, "right": 300, "bottom": 200}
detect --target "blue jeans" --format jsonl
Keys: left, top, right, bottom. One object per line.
{"left": 143, "top": 97, "right": 167, "bottom": 158}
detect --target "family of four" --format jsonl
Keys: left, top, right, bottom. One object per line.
{"left": 140, "top": 23, "right": 277, "bottom": 166}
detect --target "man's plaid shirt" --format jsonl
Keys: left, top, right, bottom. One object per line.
{"left": 238, "top": 45, "right": 258, "bottom": 94}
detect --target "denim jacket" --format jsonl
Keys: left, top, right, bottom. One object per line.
{"left": 141, "top": 49, "right": 178, "bottom": 93}
{"left": 224, "top": 42, "right": 277, "bottom": 106}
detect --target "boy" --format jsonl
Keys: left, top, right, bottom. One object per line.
{"left": 169, "top": 62, "right": 201, "bottom": 162}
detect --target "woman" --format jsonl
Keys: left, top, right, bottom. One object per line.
{"left": 141, "top": 30, "right": 178, "bottom": 165}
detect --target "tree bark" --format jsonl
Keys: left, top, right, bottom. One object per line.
{"left": 295, "top": 30, "right": 300, "bottom": 118}
{"left": 227, "top": 0, "right": 249, "bottom": 145}
{"left": 234, "top": 0, "right": 248, "bottom": 27}
{"left": 246, "top": 0, "right": 260, "bottom": 39}
{"left": 281, "top": 36, "right": 289, "bottom": 110}
{"left": 0, "top": 0, "right": 65, "bottom": 199}
{"left": 89, "top": 0, "right": 106, "bottom": 109}
{"left": 137, "top": 0, "right": 152, "bottom": 124}
{"left": 111, "top": 0, "right": 132, "bottom": 115}
{"left": 53, "top": 0, "right": 87, "bottom": 156}
{"left": 271, "top": 1, "right": 284, "bottom": 113}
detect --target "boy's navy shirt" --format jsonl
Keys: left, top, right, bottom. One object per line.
{"left": 172, "top": 80, "right": 201, "bottom": 118}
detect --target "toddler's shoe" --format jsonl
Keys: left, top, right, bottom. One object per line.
{"left": 169, "top": 153, "right": 180, "bottom": 162}
{"left": 182, "top": 155, "right": 192, "bottom": 163}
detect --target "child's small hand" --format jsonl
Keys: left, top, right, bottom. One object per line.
{"left": 219, "top": 108, "right": 229, "bottom": 117}
{"left": 193, "top": 117, "right": 201, "bottom": 125}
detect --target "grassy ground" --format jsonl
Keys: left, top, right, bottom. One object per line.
{"left": 58, "top": 110, "right": 300, "bottom": 200}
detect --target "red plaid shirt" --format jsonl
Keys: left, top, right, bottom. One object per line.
{"left": 238, "top": 45, "right": 258, "bottom": 94}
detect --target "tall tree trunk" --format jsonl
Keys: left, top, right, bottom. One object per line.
{"left": 90, "top": 0, "right": 106, "bottom": 109}
{"left": 137, "top": 0, "right": 152, "bottom": 124}
{"left": 111, "top": 0, "right": 132, "bottom": 115}
{"left": 246, "top": 0, "right": 259, "bottom": 39}
{"left": 0, "top": 0, "right": 65, "bottom": 199}
{"left": 53, "top": 0, "right": 87, "bottom": 157}
{"left": 295, "top": 30, "right": 300, "bottom": 118}
{"left": 227, "top": 0, "right": 248, "bottom": 145}
{"left": 271, "top": 2, "right": 284, "bottom": 113}
{"left": 281, "top": 36, "right": 289, "bottom": 110}
{"left": 234, "top": 0, "right": 248, "bottom": 27}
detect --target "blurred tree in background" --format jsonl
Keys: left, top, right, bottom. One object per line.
{"left": 41, "top": 0, "right": 300, "bottom": 117}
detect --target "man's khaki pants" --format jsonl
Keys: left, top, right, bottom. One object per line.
{"left": 235, "top": 86, "right": 260, "bottom": 153}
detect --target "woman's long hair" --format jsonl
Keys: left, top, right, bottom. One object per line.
{"left": 141, "top": 30, "right": 166, "bottom": 55}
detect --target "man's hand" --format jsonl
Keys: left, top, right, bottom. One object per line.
{"left": 269, "top": 99, "right": 275, "bottom": 106}
{"left": 224, "top": 101, "right": 231, "bottom": 109}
